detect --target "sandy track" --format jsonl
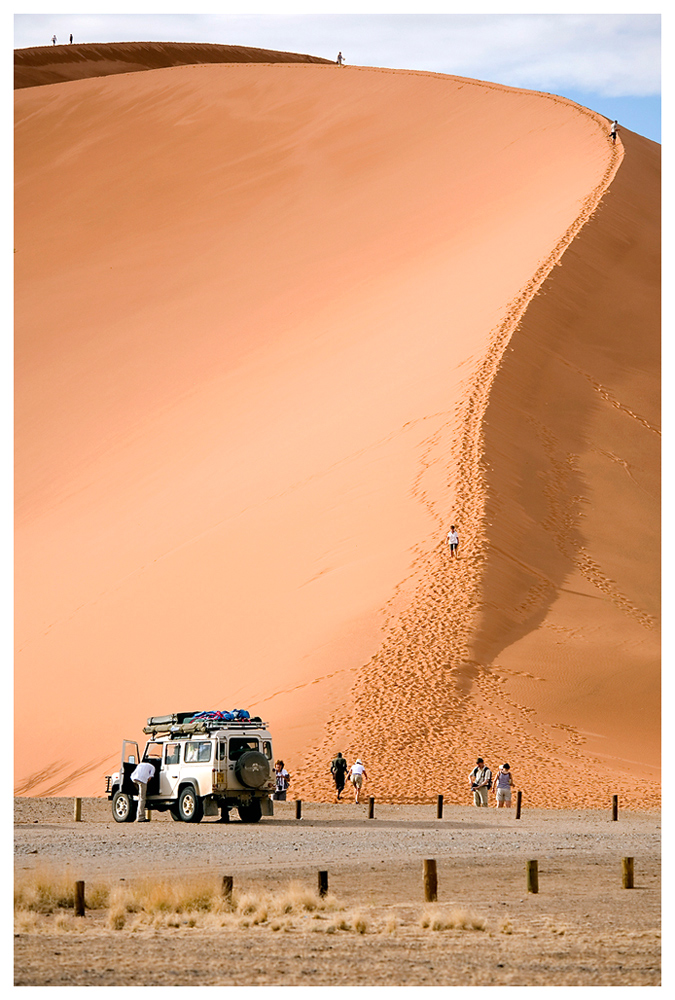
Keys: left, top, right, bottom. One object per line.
{"left": 14, "top": 798, "right": 660, "bottom": 986}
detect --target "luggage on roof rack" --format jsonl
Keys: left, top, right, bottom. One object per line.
{"left": 143, "top": 711, "right": 265, "bottom": 736}
{"left": 146, "top": 712, "right": 199, "bottom": 728}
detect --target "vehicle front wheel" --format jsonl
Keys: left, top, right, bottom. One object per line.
{"left": 112, "top": 790, "right": 137, "bottom": 823}
{"left": 237, "top": 799, "right": 262, "bottom": 823}
{"left": 178, "top": 786, "right": 203, "bottom": 823}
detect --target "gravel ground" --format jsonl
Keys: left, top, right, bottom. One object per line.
{"left": 14, "top": 797, "right": 661, "bottom": 987}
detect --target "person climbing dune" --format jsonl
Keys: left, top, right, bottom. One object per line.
{"left": 447, "top": 525, "right": 459, "bottom": 558}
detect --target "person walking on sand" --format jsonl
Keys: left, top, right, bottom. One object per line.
{"left": 494, "top": 763, "right": 515, "bottom": 808}
{"left": 337, "top": 51, "right": 344, "bottom": 65}
{"left": 69, "top": 33, "right": 73, "bottom": 44}
{"left": 330, "top": 751, "right": 349, "bottom": 800}
{"left": 610, "top": 120, "right": 619, "bottom": 144}
{"left": 447, "top": 525, "right": 459, "bottom": 558}
{"left": 130, "top": 759, "right": 156, "bottom": 822}
{"left": 348, "top": 758, "right": 367, "bottom": 803}
{"left": 469, "top": 757, "right": 492, "bottom": 807}
{"left": 273, "top": 760, "right": 290, "bottom": 801}
{"left": 51, "top": 35, "right": 57, "bottom": 45}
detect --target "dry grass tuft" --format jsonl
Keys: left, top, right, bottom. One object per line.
{"left": 14, "top": 869, "right": 109, "bottom": 915}
{"left": 15, "top": 872, "right": 353, "bottom": 935}
{"left": 420, "top": 906, "right": 486, "bottom": 932}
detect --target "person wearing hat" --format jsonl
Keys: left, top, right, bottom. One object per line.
{"left": 468, "top": 757, "right": 492, "bottom": 807}
{"left": 347, "top": 758, "right": 368, "bottom": 803}
{"left": 494, "top": 763, "right": 515, "bottom": 808}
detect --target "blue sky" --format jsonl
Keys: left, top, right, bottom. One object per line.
{"left": 13, "top": 7, "right": 661, "bottom": 142}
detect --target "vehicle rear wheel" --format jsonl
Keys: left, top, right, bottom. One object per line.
{"left": 112, "top": 790, "right": 137, "bottom": 823}
{"left": 237, "top": 799, "right": 262, "bottom": 823}
{"left": 178, "top": 786, "right": 203, "bottom": 823}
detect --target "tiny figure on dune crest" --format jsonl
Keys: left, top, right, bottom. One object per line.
{"left": 337, "top": 51, "right": 344, "bottom": 65}
{"left": 348, "top": 758, "right": 367, "bottom": 803}
{"left": 447, "top": 524, "right": 459, "bottom": 558}
{"left": 70, "top": 33, "right": 73, "bottom": 44}
{"left": 494, "top": 763, "right": 515, "bottom": 808}
{"left": 130, "top": 759, "right": 155, "bottom": 822}
{"left": 330, "top": 751, "right": 349, "bottom": 800}
{"left": 273, "top": 760, "right": 290, "bottom": 801}
{"left": 51, "top": 35, "right": 57, "bottom": 45}
{"left": 611, "top": 120, "right": 619, "bottom": 145}
{"left": 469, "top": 757, "right": 492, "bottom": 807}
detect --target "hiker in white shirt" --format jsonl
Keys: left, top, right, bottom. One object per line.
{"left": 130, "top": 760, "right": 156, "bottom": 822}
{"left": 348, "top": 759, "right": 367, "bottom": 803}
{"left": 468, "top": 757, "right": 492, "bottom": 807}
{"left": 447, "top": 525, "right": 459, "bottom": 558}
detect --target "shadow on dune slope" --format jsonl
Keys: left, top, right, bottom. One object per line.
{"left": 14, "top": 40, "right": 333, "bottom": 89}
{"left": 472, "top": 129, "right": 660, "bottom": 665}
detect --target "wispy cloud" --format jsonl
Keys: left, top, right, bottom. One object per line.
{"left": 14, "top": 12, "right": 660, "bottom": 98}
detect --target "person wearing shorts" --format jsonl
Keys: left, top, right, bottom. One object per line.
{"left": 348, "top": 759, "right": 367, "bottom": 803}
{"left": 447, "top": 525, "right": 459, "bottom": 558}
{"left": 494, "top": 763, "right": 514, "bottom": 808}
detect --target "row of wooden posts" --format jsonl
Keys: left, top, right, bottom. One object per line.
{"left": 68, "top": 857, "right": 637, "bottom": 917}
{"left": 73, "top": 792, "right": 623, "bottom": 822}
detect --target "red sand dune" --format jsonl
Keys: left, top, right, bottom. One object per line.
{"left": 14, "top": 46, "right": 659, "bottom": 806}
{"left": 14, "top": 40, "right": 332, "bottom": 89}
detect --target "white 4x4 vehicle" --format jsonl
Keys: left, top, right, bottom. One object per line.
{"left": 105, "top": 711, "right": 276, "bottom": 823}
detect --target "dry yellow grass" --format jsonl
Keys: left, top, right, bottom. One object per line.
{"left": 420, "top": 906, "right": 486, "bottom": 932}
{"left": 14, "top": 871, "right": 489, "bottom": 939}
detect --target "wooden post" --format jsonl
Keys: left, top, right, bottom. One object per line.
{"left": 318, "top": 871, "right": 328, "bottom": 897}
{"left": 73, "top": 798, "right": 82, "bottom": 822}
{"left": 437, "top": 794, "right": 443, "bottom": 819}
{"left": 515, "top": 790, "right": 522, "bottom": 819}
{"left": 74, "top": 880, "right": 85, "bottom": 916}
{"left": 622, "top": 857, "right": 634, "bottom": 889}
{"left": 221, "top": 875, "right": 233, "bottom": 900}
{"left": 526, "top": 860, "right": 539, "bottom": 894}
{"left": 296, "top": 799, "right": 302, "bottom": 820}
{"left": 423, "top": 859, "right": 438, "bottom": 902}
{"left": 368, "top": 796, "right": 375, "bottom": 819}
{"left": 612, "top": 795, "right": 618, "bottom": 821}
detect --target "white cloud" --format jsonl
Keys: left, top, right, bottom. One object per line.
{"left": 13, "top": 11, "right": 660, "bottom": 98}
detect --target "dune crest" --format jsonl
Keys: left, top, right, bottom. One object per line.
{"left": 15, "top": 56, "right": 659, "bottom": 805}
{"left": 14, "top": 40, "right": 332, "bottom": 89}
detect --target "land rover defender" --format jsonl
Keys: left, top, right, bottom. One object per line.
{"left": 105, "top": 710, "right": 275, "bottom": 823}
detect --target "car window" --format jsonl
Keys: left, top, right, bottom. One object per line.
{"left": 184, "top": 741, "right": 212, "bottom": 763}
{"left": 143, "top": 741, "right": 163, "bottom": 762}
{"left": 229, "top": 738, "right": 259, "bottom": 760}
{"left": 165, "top": 743, "right": 181, "bottom": 765}
{"left": 263, "top": 741, "right": 272, "bottom": 760}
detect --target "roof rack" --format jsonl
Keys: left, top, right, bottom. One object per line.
{"left": 143, "top": 713, "right": 266, "bottom": 737}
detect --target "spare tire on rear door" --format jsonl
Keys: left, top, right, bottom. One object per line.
{"left": 235, "top": 750, "right": 270, "bottom": 788}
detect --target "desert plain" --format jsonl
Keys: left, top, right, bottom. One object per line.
{"left": 14, "top": 797, "right": 661, "bottom": 987}
{"left": 14, "top": 39, "right": 660, "bottom": 989}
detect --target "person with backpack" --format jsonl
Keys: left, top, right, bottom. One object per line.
{"left": 468, "top": 757, "right": 492, "bottom": 806}
{"left": 330, "top": 751, "right": 349, "bottom": 800}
